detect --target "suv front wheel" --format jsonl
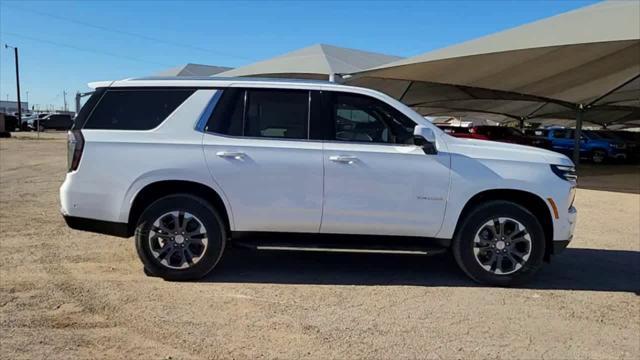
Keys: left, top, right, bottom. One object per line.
{"left": 135, "top": 194, "right": 226, "bottom": 281}
{"left": 452, "top": 200, "right": 545, "bottom": 286}
{"left": 591, "top": 149, "right": 606, "bottom": 164}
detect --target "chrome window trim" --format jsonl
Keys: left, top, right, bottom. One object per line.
{"left": 195, "top": 90, "right": 223, "bottom": 133}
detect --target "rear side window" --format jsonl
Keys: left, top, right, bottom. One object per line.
{"left": 84, "top": 89, "right": 195, "bottom": 130}
{"left": 208, "top": 88, "right": 244, "bottom": 136}
{"left": 208, "top": 88, "right": 310, "bottom": 140}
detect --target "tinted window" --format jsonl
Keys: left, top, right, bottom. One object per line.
{"left": 245, "top": 90, "right": 308, "bottom": 139}
{"left": 208, "top": 88, "right": 244, "bottom": 136}
{"left": 209, "top": 88, "right": 309, "bottom": 140}
{"left": 330, "top": 92, "right": 415, "bottom": 144}
{"left": 84, "top": 89, "right": 194, "bottom": 130}
{"left": 551, "top": 129, "right": 568, "bottom": 139}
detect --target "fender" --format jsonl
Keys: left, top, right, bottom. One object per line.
{"left": 120, "top": 168, "right": 236, "bottom": 230}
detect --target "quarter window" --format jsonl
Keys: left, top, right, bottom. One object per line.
{"left": 84, "top": 89, "right": 195, "bottom": 130}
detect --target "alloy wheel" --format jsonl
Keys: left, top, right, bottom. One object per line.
{"left": 473, "top": 217, "right": 532, "bottom": 275}
{"left": 148, "top": 211, "right": 209, "bottom": 269}
{"left": 592, "top": 151, "right": 605, "bottom": 163}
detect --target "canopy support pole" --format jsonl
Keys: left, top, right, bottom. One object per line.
{"left": 587, "top": 73, "right": 640, "bottom": 107}
{"left": 518, "top": 118, "right": 525, "bottom": 130}
{"left": 572, "top": 105, "right": 584, "bottom": 166}
{"left": 398, "top": 81, "right": 414, "bottom": 102}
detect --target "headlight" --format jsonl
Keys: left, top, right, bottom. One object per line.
{"left": 550, "top": 164, "right": 577, "bottom": 182}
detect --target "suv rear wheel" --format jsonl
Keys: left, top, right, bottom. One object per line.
{"left": 452, "top": 200, "right": 545, "bottom": 286}
{"left": 135, "top": 194, "right": 226, "bottom": 281}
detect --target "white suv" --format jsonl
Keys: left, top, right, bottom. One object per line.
{"left": 60, "top": 77, "right": 577, "bottom": 286}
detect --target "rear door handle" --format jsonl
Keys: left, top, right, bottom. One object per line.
{"left": 329, "top": 155, "right": 358, "bottom": 164}
{"left": 216, "top": 151, "right": 245, "bottom": 159}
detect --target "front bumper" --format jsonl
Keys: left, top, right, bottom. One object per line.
{"left": 552, "top": 237, "right": 572, "bottom": 254}
{"left": 552, "top": 205, "right": 576, "bottom": 255}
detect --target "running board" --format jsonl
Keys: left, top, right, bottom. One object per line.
{"left": 252, "top": 245, "right": 434, "bottom": 255}
{"left": 231, "top": 232, "right": 449, "bottom": 256}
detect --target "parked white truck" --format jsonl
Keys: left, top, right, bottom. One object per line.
{"left": 60, "top": 77, "right": 577, "bottom": 285}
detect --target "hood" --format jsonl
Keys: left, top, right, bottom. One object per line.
{"left": 442, "top": 136, "right": 572, "bottom": 166}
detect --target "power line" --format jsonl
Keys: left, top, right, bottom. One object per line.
{"left": 3, "top": 3, "right": 253, "bottom": 61}
{"left": 2, "top": 31, "right": 173, "bottom": 67}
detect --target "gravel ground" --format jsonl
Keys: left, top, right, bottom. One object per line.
{"left": 1, "top": 134, "right": 639, "bottom": 360}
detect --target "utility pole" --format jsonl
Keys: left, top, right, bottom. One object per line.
{"left": 75, "top": 91, "right": 93, "bottom": 115}
{"left": 63, "top": 90, "right": 68, "bottom": 112}
{"left": 4, "top": 44, "right": 22, "bottom": 122}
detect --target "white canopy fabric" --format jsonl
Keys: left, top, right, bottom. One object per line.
{"left": 156, "top": 63, "right": 232, "bottom": 77}
{"left": 348, "top": 1, "right": 640, "bottom": 123}
{"left": 216, "top": 44, "right": 401, "bottom": 80}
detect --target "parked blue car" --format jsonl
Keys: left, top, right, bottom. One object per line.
{"left": 540, "top": 128, "right": 627, "bottom": 163}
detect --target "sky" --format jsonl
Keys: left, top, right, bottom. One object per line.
{"left": 0, "top": 0, "right": 598, "bottom": 111}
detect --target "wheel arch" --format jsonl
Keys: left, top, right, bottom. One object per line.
{"left": 127, "top": 180, "right": 232, "bottom": 237}
{"left": 454, "top": 189, "right": 554, "bottom": 261}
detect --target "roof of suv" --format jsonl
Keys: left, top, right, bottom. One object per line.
{"left": 89, "top": 76, "right": 349, "bottom": 90}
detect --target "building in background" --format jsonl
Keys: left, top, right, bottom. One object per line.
{"left": 0, "top": 100, "right": 29, "bottom": 114}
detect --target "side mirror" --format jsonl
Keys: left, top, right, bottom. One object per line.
{"left": 414, "top": 125, "right": 437, "bottom": 154}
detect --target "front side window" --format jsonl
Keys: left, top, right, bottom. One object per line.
{"left": 245, "top": 90, "right": 308, "bottom": 139}
{"left": 208, "top": 88, "right": 309, "bottom": 140}
{"left": 329, "top": 92, "right": 415, "bottom": 144}
{"left": 84, "top": 89, "right": 195, "bottom": 130}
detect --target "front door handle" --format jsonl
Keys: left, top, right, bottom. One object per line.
{"left": 216, "top": 151, "right": 245, "bottom": 159}
{"left": 329, "top": 155, "right": 358, "bottom": 164}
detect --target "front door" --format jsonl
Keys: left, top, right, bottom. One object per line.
{"left": 320, "top": 92, "right": 450, "bottom": 237}
{"left": 202, "top": 88, "right": 323, "bottom": 233}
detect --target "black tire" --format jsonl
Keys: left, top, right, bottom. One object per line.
{"left": 591, "top": 149, "right": 606, "bottom": 164}
{"left": 452, "top": 200, "right": 545, "bottom": 286}
{"left": 134, "top": 194, "right": 226, "bottom": 281}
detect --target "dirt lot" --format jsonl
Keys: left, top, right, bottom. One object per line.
{"left": 1, "top": 133, "right": 639, "bottom": 359}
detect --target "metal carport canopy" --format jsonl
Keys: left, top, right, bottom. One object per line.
{"left": 346, "top": 1, "right": 640, "bottom": 163}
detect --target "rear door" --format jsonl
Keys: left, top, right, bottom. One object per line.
{"left": 202, "top": 88, "right": 323, "bottom": 233}
{"left": 319, "top": 91, "right": 450, "bottom": 237}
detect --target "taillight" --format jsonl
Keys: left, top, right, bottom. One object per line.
{"left": 67, "top": 130, "right": 84, "bottom": 172}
